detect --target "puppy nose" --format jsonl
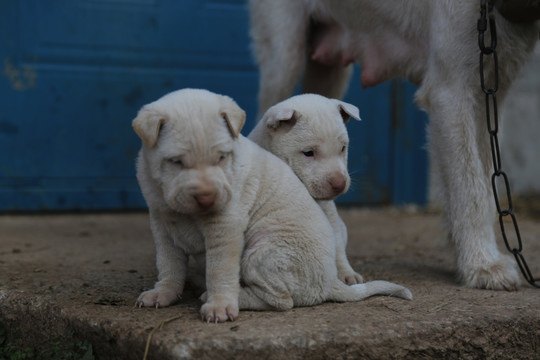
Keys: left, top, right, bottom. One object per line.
{"left": 329, "top": 176, "right": 346, "bottom": 194}
{"left": 194, "top": 193, "right": 216, "bottom": 209}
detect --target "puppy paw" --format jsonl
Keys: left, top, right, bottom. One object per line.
{"left": 460, "top": 255, "right": 521, "bottom": 291}
{"left": 200, "top": 294, "right": 238, "bottom": 323}
{"left": 136, "top": 287, "right": 182, "bottom": 308}
{"left": 339, "top": 271, "right": 364, "bottom": 285}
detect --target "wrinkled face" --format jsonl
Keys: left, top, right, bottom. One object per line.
{"left": 152, "top": 113, "right": 234, "bottom": 214}
{"left": 149, "top": 117, "right": 235, "bottom": 214}
{"left": 270, "top": 118, "right": 350, "bottom": 201}
{"left": 134, "top": 90, "right": 245, "bottom": 215}
{"left": 132, "top": 89, "right": 245, "bottom": 214}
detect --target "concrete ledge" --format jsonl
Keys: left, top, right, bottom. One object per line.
{"left": 1, "top": 209, "right": 539, "bottom": 359}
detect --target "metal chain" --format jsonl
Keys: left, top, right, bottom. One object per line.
{"left": 477, "top": 0, "right": 539, "bottom": 288}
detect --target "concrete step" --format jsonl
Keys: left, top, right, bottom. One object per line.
{"left": 0, "top": 209, "right": 539, "bottom": 359}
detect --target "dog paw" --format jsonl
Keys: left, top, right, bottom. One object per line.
{"left": 340, "top": 271, "right": 364, "bottom": 285}
{"left": 136, "top": 287, "right": 182, "bottom": 308}
{"left": 460, "top": 255, "right": 521, "bottom": 291}
{"left": 200, "top": 294, "right": 238, "bottom": 323}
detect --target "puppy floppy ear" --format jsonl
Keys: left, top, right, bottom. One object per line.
{"left": 333, "top": 100, "right": 360, "bottom": 123}
{"left": 132, "top": 106, "right": 167, "bottom": 148}
{"left": 262, "top": 108, "right": 299, "bottom": 133}
{"left": 220, "top": 96, "right": 246, "bottom": 138}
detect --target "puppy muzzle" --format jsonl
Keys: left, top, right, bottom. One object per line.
{"left": 194, "top": 193, "right": 217, "bottom": 210}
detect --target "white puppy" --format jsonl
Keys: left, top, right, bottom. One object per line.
{"left": 249, "top": 93, "right": 363, "bottom": 285}
{"left": 249, "top": 0, "right": 540, "bottom": 290}
{"left": 133, "top": 89, "right": 412, "bottom": 322}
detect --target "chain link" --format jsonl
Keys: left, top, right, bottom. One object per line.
{"left": 478, "top": 0, "right": 539, "bottom": 288}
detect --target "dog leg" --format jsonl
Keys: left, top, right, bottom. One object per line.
{"left": 302, "top": 59, "right": 353, "bottom": 100}
{"left": 416, "top": 0, "right": 540, "bottom": 290}
{"left": 204, "top": 285, "right": 290, "bottom": 311}
{"left": 240, "top": 244, "right": 300, "bottom": 310}
{"left": 237, "top": 287, "right": 277, "bottom": 311}
{"left": 249, "top": 0, "right": 309, "bottom": 118}
{"left": 137, "top": 217, "right": 187, "bottom": 308}
{"left": 421, "top": 83, "right": 520, "bottom": 290}
{"left": 200, "top": 218, "right": 244, "bottom": 322}
{"left": 202, "top": 287, "right": 276, "bottom": 310}
{"left": 319, "top": 201, "right": 363, "bottom": 285}
{"left": 335, "top": 233, "right": 364, "bottom": 285}
{"left": 240, "top": 280, "right": 295, "bottom": 311}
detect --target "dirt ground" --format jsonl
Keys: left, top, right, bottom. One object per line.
{"left": 0, "top": 207, "right": 539, "bottom": 359}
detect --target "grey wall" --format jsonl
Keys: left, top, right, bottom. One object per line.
{"left": 501, "top": 43, "right": 540, "bottom": 195}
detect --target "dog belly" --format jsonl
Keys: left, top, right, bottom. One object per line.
{"left": 309, "top": 19, "right": 354, "bottom": 67}
{"left": 306, "top": 1, "right": 428, "bottom": 87}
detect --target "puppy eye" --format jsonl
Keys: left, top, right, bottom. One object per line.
{"left": 341, "top": 145, "right": 347, "bottom": 153}
{"left": 302, "top": 150, "right": 314, "bottom": 157}
{"left": 168, "top": 158, "right": 184, "bottom": 167}
{"left": 217, "top": 152, "right": 229, "bottom": 164}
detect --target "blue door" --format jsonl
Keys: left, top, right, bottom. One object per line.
{"left": 0, "top": 0, "right": 427, "bottom": 211}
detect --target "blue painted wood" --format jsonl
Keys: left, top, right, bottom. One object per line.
{"left": 0, "top": 0, "right": 427, "bottom": 211}
{"left": 339, "top": 67, "right": 394, "bottom": 205}
{"left": 390, "top": 81, "right": 429, "bottom": 205}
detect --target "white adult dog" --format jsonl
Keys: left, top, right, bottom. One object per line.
{"left": 249, "top": 94, "right": 363, "bottom": 286}
{"left": 249, "top": 0, "right": 540, "bottom": 290}
{"left": 133, "top": 89, "right": 412, "bottom": 322}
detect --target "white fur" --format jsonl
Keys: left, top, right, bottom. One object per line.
{"left": 133, "top": 89, "right": 412, "bottom": 322}
{"left": 249, "top": 0, "right": 540, "bottom": 290}
{"left": 249, "top": 93, "right": 363, "bottom": 285}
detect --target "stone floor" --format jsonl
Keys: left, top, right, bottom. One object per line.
{"left": 0, "top": 208, "right": 539, "bottom": 359}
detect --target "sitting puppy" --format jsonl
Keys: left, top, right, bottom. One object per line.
{"left": 133, "top": 89, "right": 412, "bottom": 323}
{"left": 249, "top": 94, "right": 362, "bottom": 285}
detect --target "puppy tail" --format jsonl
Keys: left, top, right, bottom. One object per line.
{"left": 327, "top": 279, "right": 413, "bottom": 302}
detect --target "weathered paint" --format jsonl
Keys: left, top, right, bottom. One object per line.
{"left": 4, "top": 58, "right": 37, "bottom": 91}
